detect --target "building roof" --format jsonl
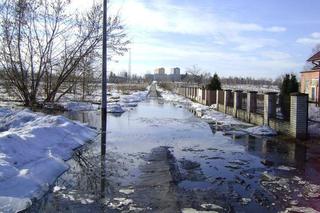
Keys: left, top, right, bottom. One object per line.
{"left": 300, "top": 69, "right": 320, "bottom": 74}
{"left": 307, "top": 51, "right": 320, "bottom": 62}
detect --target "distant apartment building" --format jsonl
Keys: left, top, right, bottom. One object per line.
{"left": 300, "top": 51, "right": 320, "bottom": 103}
{"left": 153, "top": 67, "right": 167, "bottom": 81}
{"left": 154, "top": 67, "right": 165, "bottom": 75}
{"left": 145, "top": 67, "right": 181, "bottom": 82}
{"left": 170, "top": 67, "right": 181, "bottom": 81}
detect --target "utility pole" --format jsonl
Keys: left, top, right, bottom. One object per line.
{"left": 101, "top": 0, "right": 107, "bottom": 198}
{"left": 101, "top": 0, "right": 107, "bottom": 157}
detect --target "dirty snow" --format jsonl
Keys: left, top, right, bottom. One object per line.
{"left": 0, "top": 108, "right": 97, "bottom": 213}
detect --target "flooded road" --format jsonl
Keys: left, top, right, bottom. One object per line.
{"left": 26, "top": 98, "right": 320, "bottom": 213}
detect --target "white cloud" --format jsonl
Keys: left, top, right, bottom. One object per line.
{"left": 297, "top": 32, "right": 320, "bottom": 45}
{"left": 259, "top": 51, "right": 291, "bottom": 60}
{"left": 107, "top": 0, "right": 295, "bottom": 78}
{"left": 266, "top": 26, "right": 287, "bottom": 32}
{"left": 112, "top": 0, "right": 285, "bottom": 42}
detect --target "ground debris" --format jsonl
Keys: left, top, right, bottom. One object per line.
{"left": 280, "top": 206, "right": 320, "bottom": 213}
{"left": 180, "top": 159, "right": 201, "bottom": 170}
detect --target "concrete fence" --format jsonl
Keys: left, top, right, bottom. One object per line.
{"left": 177, "top": 86, "right": 308, "bottom": 139}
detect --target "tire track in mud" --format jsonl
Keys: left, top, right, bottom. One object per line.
{"left": 130, "top": 146, "right": 181, "bottom": 212}
{"left": 147, "top": 84, "right": 161, "bottom": 98}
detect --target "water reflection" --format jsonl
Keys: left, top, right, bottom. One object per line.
{"left": 26, "top": 100, "right": 320, "bottom": 212}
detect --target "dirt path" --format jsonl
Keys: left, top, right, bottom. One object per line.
{"left": 147, "top": 84, "right": 161, "bottom": 98}
{"left": 130, "top": 146, "right": 180, "bottom": 212}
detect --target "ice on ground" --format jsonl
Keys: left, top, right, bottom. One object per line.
{"left": 244, "top": 125, "right": 277, "bottom": 136}
{"left": 0, "top": 108, "right": 97, "bottom": 213}
{"left": 59, "top": 102, "right": 99, "bottom": 111}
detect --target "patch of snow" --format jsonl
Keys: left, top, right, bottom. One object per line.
{"left": 200, "top": 203, "right": 223, "bottom": 210}
{"left": 277, "top": 165, "right": 296, "bottom": 171}
{"left": 119, "top": 188, "right": 134, "bottom": 195}
{"left": 281, "top": 206, "right": 320, "bottom": 213}
{"left": 244, "top": 125, "right": 277, "bottom": 136}
{"left": 0, "top": 108, "right": 97, "bottom": 212}
{"left": 182, "top": 208, "right": 218, "bottom": 213}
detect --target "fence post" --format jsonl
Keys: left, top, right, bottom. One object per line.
{"left": 214, "top": 90, "right": 218, "bottom": 110}
{"left": 202, "top": 89, "right": 206, "bottom": 105}
{"left": 224, "top": 89, "right": 231, "bottom": 114}
{"left": 247, "top": 91, "right": 257, "bottom": 122}
{"left": 290, "top": 93, "right": 308, "bottom": 139}
{"left": 233, "top": 90, "right": 242, "bottom": 117}
{"left": 264, "top": 92, "right": 277, "bottom": 125}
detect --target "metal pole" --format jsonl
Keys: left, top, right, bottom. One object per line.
{"left": 101, "top": 0, "right": 107, "bottom": 198}
{"left": 101, "top": 0, "right": 107, "bottom": 157}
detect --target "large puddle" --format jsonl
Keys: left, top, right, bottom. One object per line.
{"left": 26, "top": 98, "right": 320, "bottom": 212}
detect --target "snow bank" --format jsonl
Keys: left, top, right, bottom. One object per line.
{"left": 0, "top": 108, "right": 97, "bottom": 212}
{"left": 244, "top": 125, "right": 277, "bottom": 136}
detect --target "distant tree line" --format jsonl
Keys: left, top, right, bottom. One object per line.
{"left": 220, "top": 76, "right": 276, "bottom": 86}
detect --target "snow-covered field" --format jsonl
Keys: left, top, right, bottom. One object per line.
{"left": 158, "top": 87, "right": 277, "bottom": 137}
{"left": 0, "top": 108, "right": 97, "bottom": 213}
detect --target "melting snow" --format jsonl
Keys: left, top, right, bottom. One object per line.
{"left": 244, "top": 125, "right": 277, "bottom": 136}
{"left": 0, "top": 108, "right": 97, "bottom": 212}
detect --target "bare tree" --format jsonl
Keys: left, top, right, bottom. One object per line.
{"left": 0, "top": 0, "right": 129, "bottom": 106}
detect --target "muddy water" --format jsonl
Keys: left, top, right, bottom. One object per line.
{"left": 26, "top": 99, "right": 320, "bottom": 213}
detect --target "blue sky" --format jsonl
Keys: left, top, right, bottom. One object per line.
{"left": 106, "top": 0, "right": 320, "bottom": 78}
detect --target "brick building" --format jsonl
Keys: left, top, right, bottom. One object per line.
{"left": 300, "top": 51, "right": 320, "bottom": 103}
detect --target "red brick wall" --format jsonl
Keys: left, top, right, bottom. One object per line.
{"left": 300, "top": 70, "right": 320, "bottom": 103}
